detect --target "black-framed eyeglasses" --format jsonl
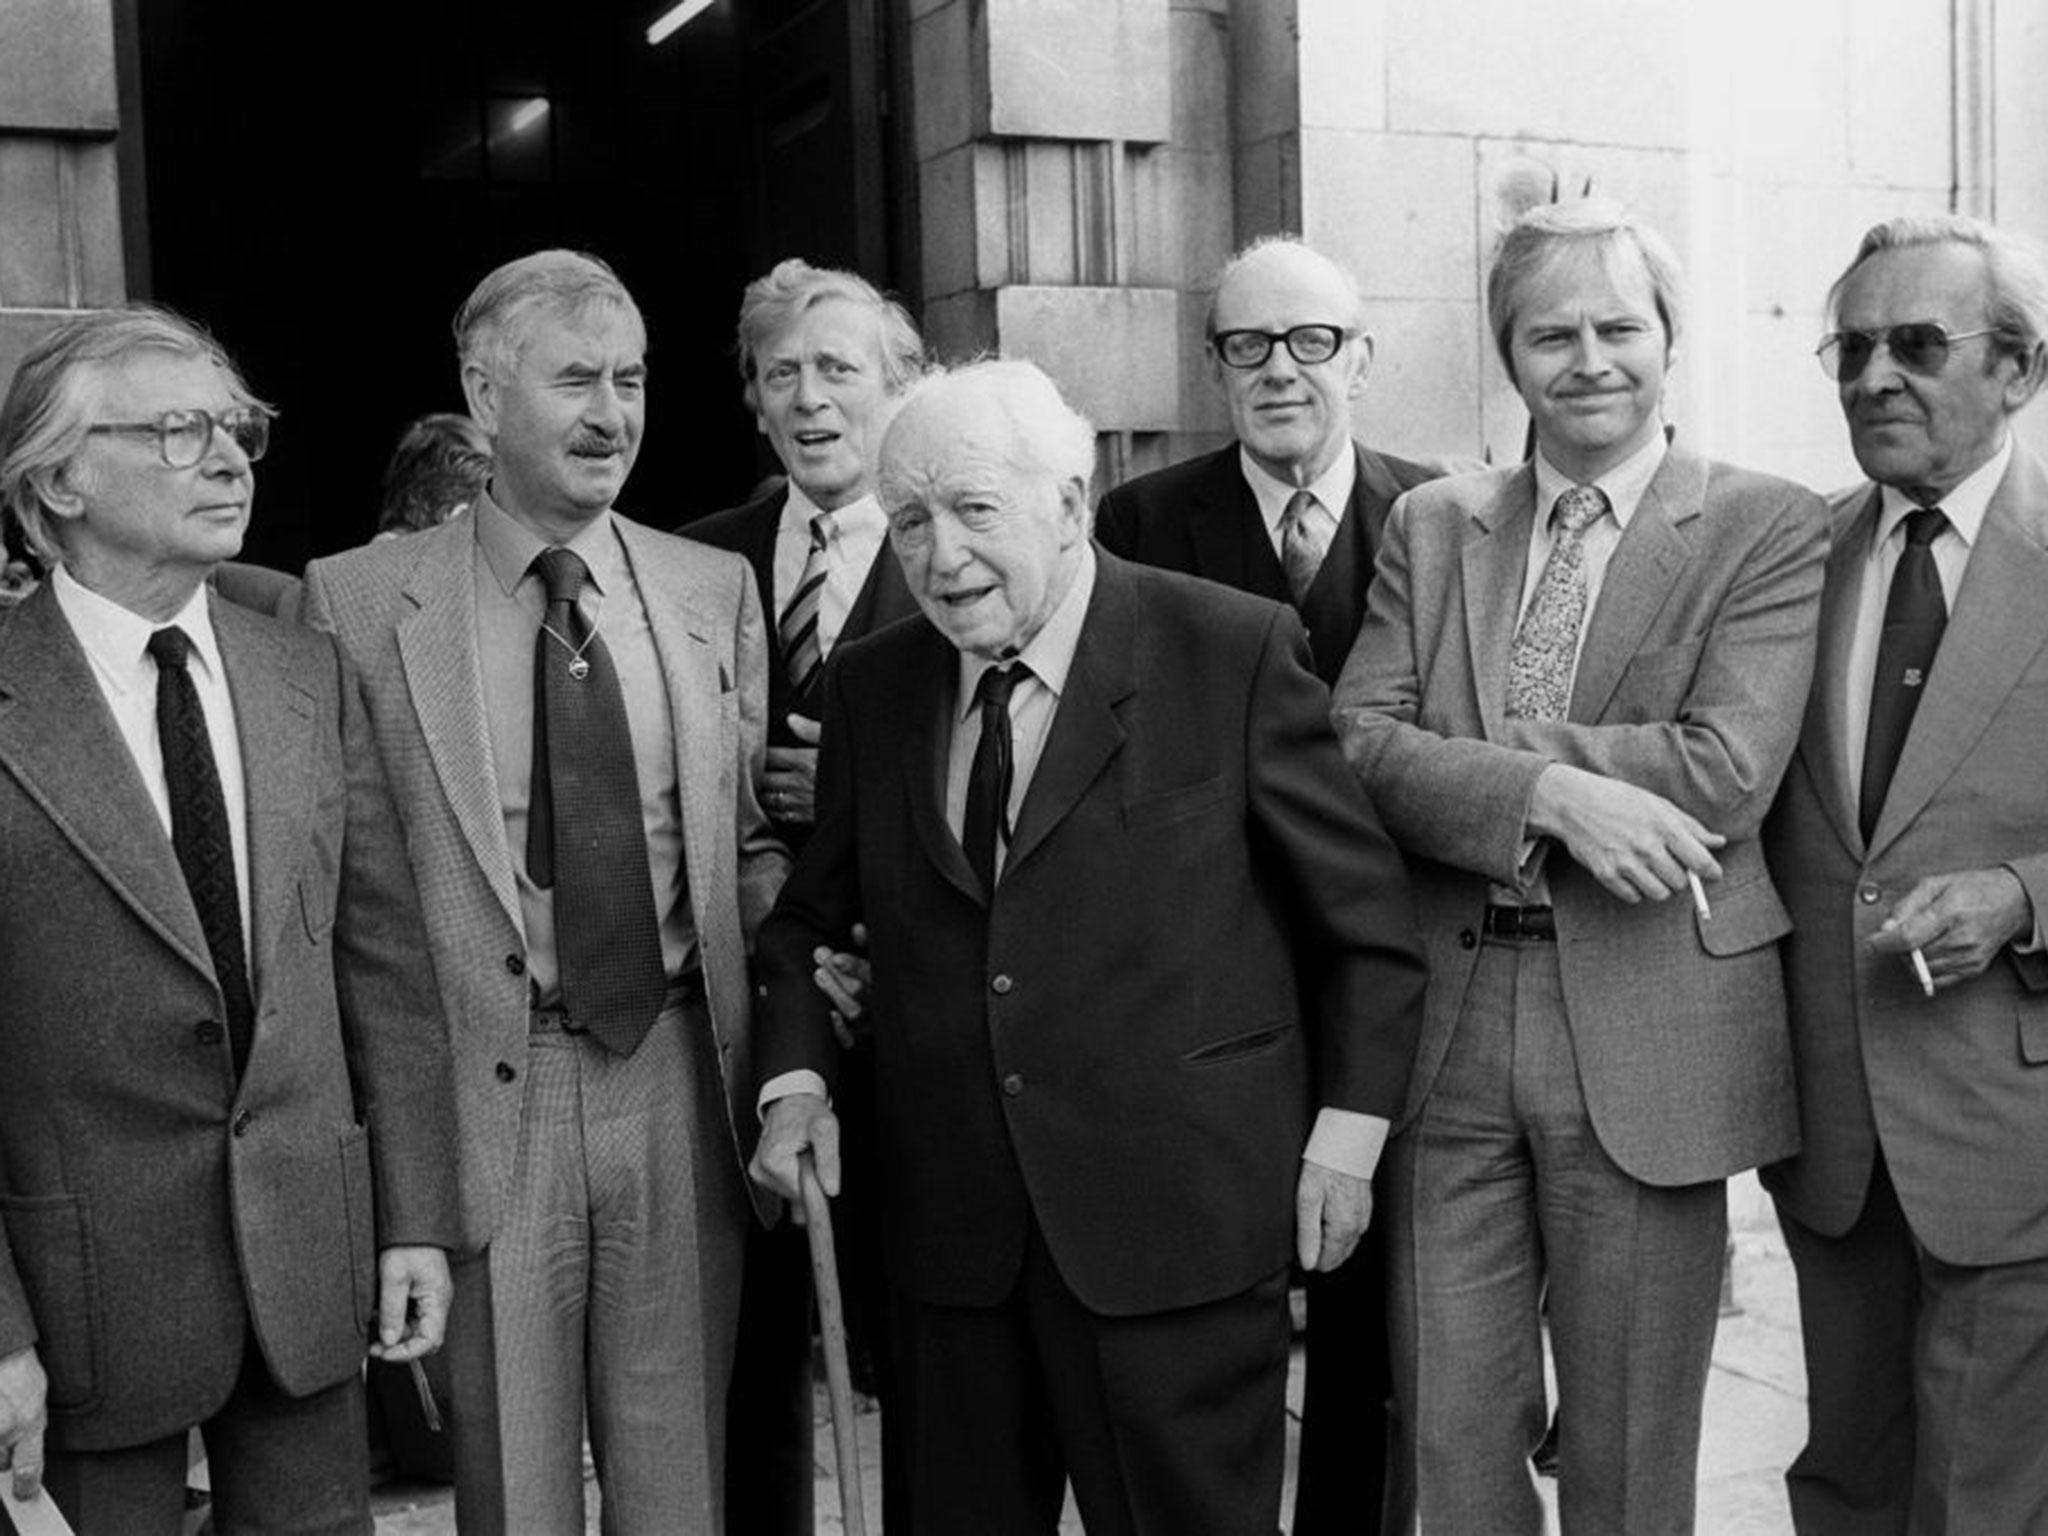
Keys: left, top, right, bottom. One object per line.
{"left": 1815, "top": 322, "right": 1998, "bottom": 382}
{"left": 1210, "top": 324, "right": 1351, "bottom": 370}
{"left": 85, "top": 406, "right": 274, "bottom": 468}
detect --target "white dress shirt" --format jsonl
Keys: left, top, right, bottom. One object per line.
{"left": 774, "top": 485, "right": 890, "bottom": 662}
{"left": 1239, "top": 444, "right": 1354, "bottom": 563}
{"left": 1520, "top": 428, "right": 1669, "bottom": 652}
{"left": 52, "top": 565, "right": 252, "bottom": 959}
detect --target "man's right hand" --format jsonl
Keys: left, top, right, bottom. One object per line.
{"left": 1528, "top": 763, "right": 1724, "bottom": 903}
{"left": 748, "top": 1093, "right": 841, "bottom": 1223}
{"left": 0, "top": 1346, "right": 47, "bottom": 1502}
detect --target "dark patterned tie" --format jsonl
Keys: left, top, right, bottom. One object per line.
{"left": 1859, "top": 508, "right": 1948, "bottom": 844}
{"left": 780, "top": 514, "right": 830, "bottom": 701}
{"left": 1505, "top": 485, "right": 1608, "bottom": 722}
{"left": 962, "top": 663, "right": 1025, "bottom": 895}
{"left": 148, "top": 626, "right": 255, "bottom": 1077}
{"left": 1279, "top": 490, "right": 1329, "bottom": 607}
{"left": 527, "top": 548, "right": 668, "bottom": 1056}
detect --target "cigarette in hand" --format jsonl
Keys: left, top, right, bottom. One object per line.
{"left": 1909, "top": 947, "right": 1936, "bottom": 999}
{"left": 410, "top": 1357, "right": 443, "bottom": 1433}
{"left": 1687, "top": 871, "right": 1712, "bottom": 923}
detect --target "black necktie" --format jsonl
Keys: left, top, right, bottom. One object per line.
{"left": 1859, "top": 508, "right": 1949, "bottom": 844}
{"left": 148, "top": 626, "right": 255, "bottom": 1077}
{"left": 962, "top": 664, "right": 1025, "bottom": 894}
{"left": 527, "top": 548, "right": 668, "bottom": 1056}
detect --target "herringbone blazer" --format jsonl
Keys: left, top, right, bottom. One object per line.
{"left": 303, "top": 511, "right": 789, "bottom": 1242}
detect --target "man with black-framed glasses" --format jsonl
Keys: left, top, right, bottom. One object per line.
{"left": 1097, "top": 234, "right": 1456, "bottom": 1536}
{"left": 0, "top": 304, "right": 458, "bottom": 1533}
{"left": 1763, "top": 213, "right": 2048, "bottom": 1535}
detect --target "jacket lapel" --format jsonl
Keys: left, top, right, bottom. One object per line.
{"left": 1802, "top": 488, "right": 1877, "bottom": 858}
{"left": 1002, "top": 559, "right": 1134, "bottom": 879}
{"left": 898, "top": 626, "right": 980, "bottom": 903}
{"left": 844, "top": 532, "right": 918, "bottom": 640}
{"left": 0, "top": 585, "right": 213, "bottom": 978}
{"left": 1568, "top": 448, "right": 1700, "bottom": 723}
{"left": 1462, "top": 465, "right": 1537, "bottom": 737}
{"left": 215, "top": 599, "right": 317, "bottom": 1004}
{"left": 1187, "top": 449, "right": 1286, "bottom": 600}
{"left": 1869, "top": 449, "right": 2048, "bottom": 854}
{"left": 395, "top": 525, "right": 523, "bottom": 932}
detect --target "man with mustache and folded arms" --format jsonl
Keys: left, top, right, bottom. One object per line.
{"left": 1333, "top": 201, "right": 1827, "bottom": 1535}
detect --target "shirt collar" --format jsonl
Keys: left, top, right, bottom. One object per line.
{"left": 52, "top": 563, "right": 222, "bottom": 694}
{"left": 1238, "top": 443, "right": 1358, "bottom": 535}
{"left": 474, "top": 488, "right": 626, "bottom": 598}
{"left": 1532, "top": 427, "right": 1669, "bottom": 532}
{"left": 955, "top": 543, "right": 1097, "bottom": 720}
{"left": 781, "top": 483, "right": 888, "bottom": 545}
{"left": 1873, "top": 431, "right": 2009, "bottom": 553}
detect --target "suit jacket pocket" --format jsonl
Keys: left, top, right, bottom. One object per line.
{"left": 0, "top": 1194, "right": 103, "bottom": 1413}
{"left": 1183, "top": 1023, "right": 1294, "bottom": 1066}
{"left": 339, "top": 1126, "right": 377, "bottom": 1334}
{"left": 2020, "top": 1002, "right": 2048, "bottom": 1065}
{"left": 1696, "top": 874, "right": 1792, "bottom": 956}
{"left": 1122, "top": 775, "right": 1227, "bottom": 831}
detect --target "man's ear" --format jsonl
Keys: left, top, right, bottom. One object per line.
{"left": 33, "top": 462, "right": 86, "bottom": 526}
{"left": 2003, "top": 339, "right": 2048, "bottom": 413}
{"left": 461, "top": 361, "right": 499, "bottom": 435}
{"left": 1347, "top": 331, "right": 1377, "bottom": 401}
{"left": 1059, "top": 477, "right": 1091, "bottom": 546}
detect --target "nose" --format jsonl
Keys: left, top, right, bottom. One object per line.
{"left": 1257, "top": 342, "right": 1301, "bottom": 384}
{"left": 1847, "top": 336, "right": 1907, "bottom": 393}
{"left": 926, "top": 512, "right": 970, "bottom": 572}
{"left": 1570, "top": 322, "right": 1612, "bottom": 375}
{"left": 202, "top": 420, "right": 252, "bottom": 475}
{"left": 583, "top": 379, "right": 629, "bottom": 432}
{"left": 792, "top": 364, "right": 826, "bottom": 410}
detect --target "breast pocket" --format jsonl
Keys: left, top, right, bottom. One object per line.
{"left": 1609, "top": 635, "right": 1707, "bottom": 722}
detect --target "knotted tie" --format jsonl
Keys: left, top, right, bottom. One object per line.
{"left": 527, "top": 548, "right": 668, "bottom": 1056}
{"left": 1279, "top": 489, "right": 1329, "bottom": 607}
{"left": 148, "top": 626, "right": 254, "bottom": 1076}
{"left": 1859, "top": 508, "right": 1948, "bottom": 844}
{"left": 963, "top": 663, "right": 1025, "bottom": 894}
{"left": 1505, "top": 484, "right": 1608, "bottom": 722}
{"left": 780, "top": 513, "right": 830, "bottom": 700}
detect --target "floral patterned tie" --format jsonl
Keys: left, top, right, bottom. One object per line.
{"left": 1504, "top": 484, "right": 1608, "bottom": 722}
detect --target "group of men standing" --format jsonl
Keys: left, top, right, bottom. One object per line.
{"left": 0, "top": 192, "right": 2042, "bottom": 1536}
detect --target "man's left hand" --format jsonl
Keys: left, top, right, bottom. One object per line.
{"left": 763, "top": 715, "right": 822, "bottom": 826}
{"left": 1869, "top": 866, "right": 2034, "bottom": 987}
{"left": 1296, "top": 1160, "right": 1373, "bottom": 1272}
{"left": 367, "top": 1245, "right": 453, "bottom": 1361}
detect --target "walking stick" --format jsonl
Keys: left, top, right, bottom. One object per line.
{"left": 799, "top": 1150, "right": 868, "bottom": 1536}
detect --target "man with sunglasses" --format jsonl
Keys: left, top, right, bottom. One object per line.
{"left": 1096, "top": 235, "right": 1453, "bottom": 1535}
{"left": 1762, "top": 214, "right": 2048, "bottom": 1534}
{"left": 1333, "top": 200, "right": 1827, "bottom": 1535}
{"left": 0, "top": 305, "right": 458, "bottom": 1533}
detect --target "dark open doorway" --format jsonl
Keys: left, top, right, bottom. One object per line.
{"left": 125, "top": 0, "right": 904, "bottom": 572}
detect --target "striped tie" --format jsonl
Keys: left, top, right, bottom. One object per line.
{"left": 780, "top": 513, "right": 830, "bottom": 696}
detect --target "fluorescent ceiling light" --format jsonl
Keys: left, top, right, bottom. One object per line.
{"left": 647, "top": 0, "right": 714, "bottom": 45}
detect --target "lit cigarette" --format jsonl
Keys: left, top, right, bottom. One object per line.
{"left": 410, "top": 1357, "right": 443, "bottom": 1433}
{"left": 1910, "top": 947, "right": 1936, "bottom": 998}
{"left": 1687, "top": 871, "right": 1712, "bottom": 922}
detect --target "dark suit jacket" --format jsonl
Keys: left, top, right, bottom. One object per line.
{"left": 1763, "top": 448, "right": 2048, "bottom": 1265}
{"left": 1095, "top": 441, "right": 1448, "bottom": 683}
{"left": 755, "top": 551, "right": 1427, "bottom": 1317}
{"left": 0, "top": 584, "right": 458, "bottom": 1451}
{"left": 1333, "top": 445, "right": 1829, "bottom": 1184}
{"left": 684, "top": 488, "right": 919, "bottom": 759}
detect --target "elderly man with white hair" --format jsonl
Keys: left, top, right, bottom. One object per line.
{"left": 748, "top": 358, "right": 1426, "bottom": 1535}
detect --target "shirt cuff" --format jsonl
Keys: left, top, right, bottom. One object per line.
{"left": 757, "top": 1069, "right": 829, "bottom": 1121}
{"left": 1303, "top": 1108, "right": 1391, "bottom": 1181}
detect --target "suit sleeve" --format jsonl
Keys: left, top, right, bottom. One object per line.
{"left": 752, "top": 658, "right": 864, "bottom": 1095}
{"left": 1332, "top": 492, "right": 1555, "bottom": 884}
{"left": 1246, "top": 607, "right": 1428, "bottom": 1118}
{"left": 728, "top": 562, "right": 790, "bottom": 942}
{"left": 1494, "top": 485, "right": 1828, "bottom": 839}
{"left": 1093, "top": 486, "right": 1136, "bottom": 558}
{"left": 324, "top": 627, "right": 465, "bottom": 1251}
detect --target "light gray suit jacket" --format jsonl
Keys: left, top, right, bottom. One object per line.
{"left": 1333, "top": 444, "right": 1829, "bottom": 1185}
{"left": 302, "top": 511, "right": 789, "bottom": 1245}
{"left": 1763, "top": 446, "right": 2048, "bottom": 1265}
{"left": 0, "top": 586, "right": 457, "bottom": 1450}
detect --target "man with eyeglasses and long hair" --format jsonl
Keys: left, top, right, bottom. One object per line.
{"left": 1761, "top": 214, "right": 2048, "bottom": 1535}
{"left": 0, "top": 304, "right": 458, "bottom": 1534}
{"left": 1095, "top": 234, "right": 1456, "bottom": 1536}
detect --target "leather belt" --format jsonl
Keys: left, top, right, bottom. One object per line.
{"left": 1481, "top": 904, "right": 1557, "bottom": 942}
{"left": 530, "top": 968, "right": 705, "bottom": 1034}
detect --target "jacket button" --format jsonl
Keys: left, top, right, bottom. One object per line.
{"left": 1458, "top": 929, "right": 1477, "bottom": 950}
{"left": 505, "top": 954, "right": 526, "bottom": 976}
{"left": 232, "top": 1110, "right": 253, "bottom": 1137}
{"left": 991, "top": 974, "right": 1013, "bottom": 995}
{"left": 496, "top": 1062, "right": 518, "bottom": 1083}
{"left": 1002, "top": 1073, "right": 1024, "bottom": 1097}
{"left": 195, "top": 1019, "right": 224, "bottom": 1045}
{"left": 1858, "top": 884, "right": 1881, "bottom": 905}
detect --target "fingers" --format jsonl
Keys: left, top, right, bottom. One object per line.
{"left": 786, "top": 714, "right": 822, "bottom": 745}
{"left": 1295, "top": 1175, "right": 1323, "bottom": 1271}
{"left": 8, "top": 1427, "right": 42, "bottom": 1502}
{"left": 376, "top": 1263, "right": 411, "bottom": 1352}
